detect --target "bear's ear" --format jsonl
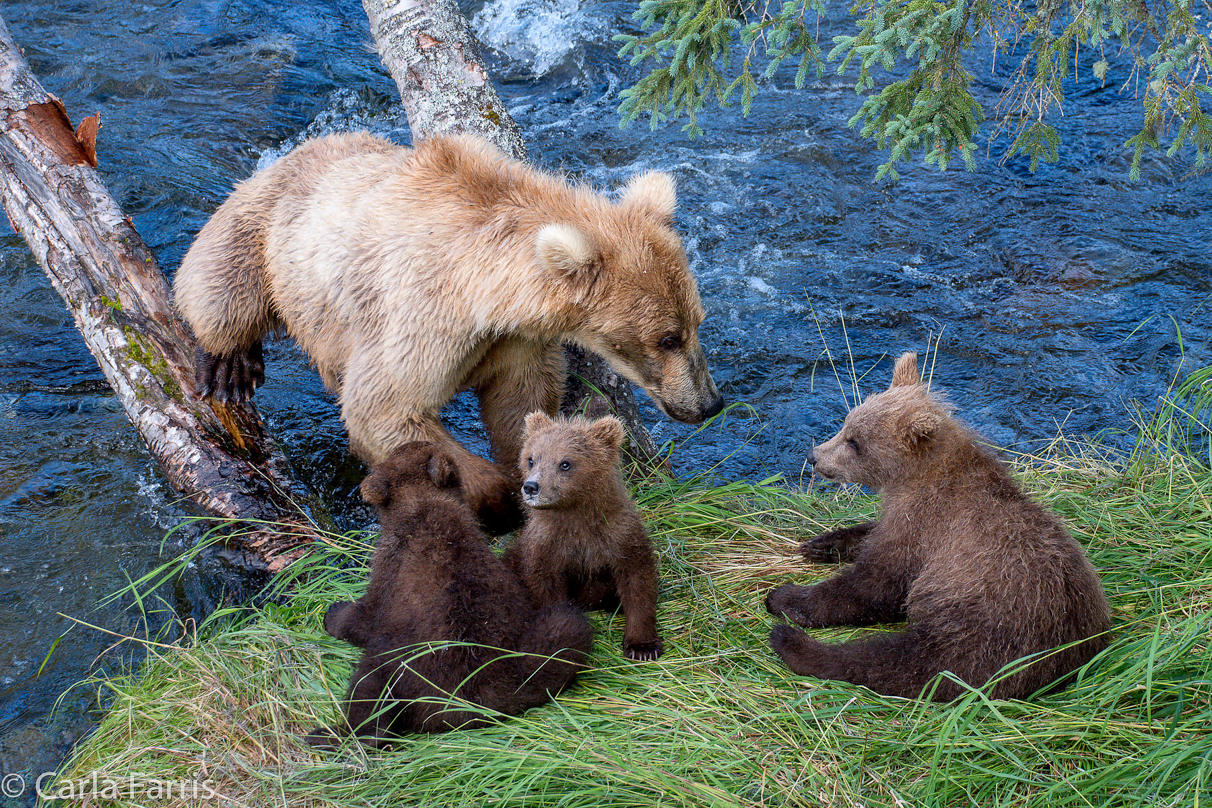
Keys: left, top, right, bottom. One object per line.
{"left": 536, "top": 224, "right": 600, "bottom": 298}
{"left": 587, "top": 416, "right": 625, "bottom": 453}
{"left": 360, "top": 468, "right": 392, "bottom": 507}
{"left": 890, "top": 352, "right": 920, "bottom": 388}
{"left": 426, "top": 452, "right": 461, "bottom": 490}
{"left": 523, "top": 409, "right": 555, "bottom": 438}
{"left": 621, "top": 171, "right": 676, "bottom": 226}
{"left": 899, "top": 407, "right": 943, "bottom": 450}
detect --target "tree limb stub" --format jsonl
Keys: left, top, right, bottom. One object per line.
{"left": 361, "top": 0, "right": 661, "bottom": 464}
{"left": 0, "top": 16, "right": 329, "bottom": 573}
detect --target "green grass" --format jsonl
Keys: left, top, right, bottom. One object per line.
{"left": 49, "top": 418, "right": 1212, "bottom": 807}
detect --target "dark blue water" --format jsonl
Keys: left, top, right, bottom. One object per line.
{"left": 0, "top": 0, "right": 1209, "bottom": 797}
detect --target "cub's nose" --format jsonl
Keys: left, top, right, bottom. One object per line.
{"left": 806, "top": 446, "right": 817, "bottom": 466}
{"left": 522, "top": 480, "right": 540, "bottom": 497}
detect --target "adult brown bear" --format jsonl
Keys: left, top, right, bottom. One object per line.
{"left": 173, "top": 132, "right": 723, "bottom": 532}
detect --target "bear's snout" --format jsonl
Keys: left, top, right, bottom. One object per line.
{"left": 522, "top": 480, "right": 540, "bottom": 497}
{"left": 702, "top": 392, "right": 725, "bottom": 420}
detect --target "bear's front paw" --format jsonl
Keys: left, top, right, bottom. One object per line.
{"left": 765, "top": 583, "right": 813, "bottom": 625}
{"left": 624, "top": 638, "right": 664, "bottom": 662}
{"left": 464, "top": 469, "right": 522, "bottom": 536}
{"left": 800, "top": 523, "right": 873, "bottom": 564}
{"left": 196, "top": 342, "right": 265, "bottom": 403}
{"left": 323, "top": 601, "right": 368, "bottom": 646}
{"left": 304, "top": 726, "right": 342, "bottom": 750}
{"left": 769, "top": 623, "right": 821, "bottom": 676}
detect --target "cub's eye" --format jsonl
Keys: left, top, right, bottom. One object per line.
{"left": 527, "top": 457, "right": 534, "bottom": 468}
{"left": 847, "top": 439, "right": 862, "bottom": 455}
{"left": 658, "top": 333, "right": 682, "bottom": 351}
{"left": 559, "top": 460, "right": 572, "bottom": 471}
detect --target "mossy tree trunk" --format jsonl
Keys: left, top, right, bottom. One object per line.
{"left": 0, "top": 15, "right": 328, "bottom": 572}
{"left": 362, "top": 0, "right": 660, "bottom": 463}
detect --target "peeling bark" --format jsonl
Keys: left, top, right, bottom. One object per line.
{"left": 0, "top": 16, "right": 328, "bottom": 573}
{"left": 362, "top": 0, "right": 661, "bottom": 464}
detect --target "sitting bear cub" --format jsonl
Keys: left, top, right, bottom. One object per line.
{"left": 312, "top": 442, "right": 593, "bottom": 746}
{"left": 766, "top": 353, "right": 1110, "bottom": 701}
{"left": 504, "top": 413, "right": 663, "bottom": 661}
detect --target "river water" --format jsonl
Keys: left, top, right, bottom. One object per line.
{"left": 0, "top": 0, "right": 1209, "bottom": 797}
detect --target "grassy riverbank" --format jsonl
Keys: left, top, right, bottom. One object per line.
{"left": 52, "top": 419, "right": 1211, "bottom": 806}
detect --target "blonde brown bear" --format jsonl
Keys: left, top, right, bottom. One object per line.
{"left": 172, "top": 132, "right": 723, "bottom": 532}
{"left": 766, "top": 353, "right": 1109, "bottom": 701}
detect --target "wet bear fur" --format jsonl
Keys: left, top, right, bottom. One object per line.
{"left": 312, "top": 442, "right": 593, "bottom": 746}
{"left": 503, "top": 413, "right": 663, "bottom": 661}
{"left": 766, "top": 353, "right": 1110, "bottom": 701}
{"left": 172, "top": 132, "right": 723, "bottom": 534}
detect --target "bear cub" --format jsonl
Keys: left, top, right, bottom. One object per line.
{"left": 766, "top": 353, "right": 1110, "bottom": 701}
{"left": 504, "top": 413, "right": 664, "bottom": 661}
{"left": 311, "top": 442, "right": 593, "bottom": 746}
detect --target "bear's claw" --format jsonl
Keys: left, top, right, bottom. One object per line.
{"left": 624, "top": 639, "right": 664, "bottom": 662}
{"left": 196, "top": 342, "right": 265, "bottom": 404}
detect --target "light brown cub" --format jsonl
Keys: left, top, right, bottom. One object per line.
{"left": 766, "top": 353, "right": 1110, "bottom": 701}
{"left": 503, "top": 412, "right": 663, "bottom": 661}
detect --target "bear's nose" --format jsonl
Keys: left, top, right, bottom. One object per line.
{"left": 806, "top": 446, "right": 817, "bottom": 466}
{"left": 522, "top": 481, "right": 540, "bottom": 497}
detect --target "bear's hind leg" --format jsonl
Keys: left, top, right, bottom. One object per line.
{"left": 473, "top": 338, "right": 565, "bottom": 472}
{"left": 769, "top": 623, "right": 968, "bottom": 701}
{"left": 497, "top": 603, "right": 593, "bottom": 712}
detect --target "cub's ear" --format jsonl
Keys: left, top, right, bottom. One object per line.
{"left": 360, "top": 468, "right": 392, "bottom": 507}
{"left": 536, "top": 224, "right": 600, "bottom": 299}
{"left": 587, "top": 416, "right": 625, "bottom": 453}
{"left": 621, "top": 171, "right": 676, "bottom": 226}
{"left": 426, "top": 452, "right": 461, "bottom": 489}
{"left": 523, "top": 409, "right": 556, "bottom": 438}
{"left": 898, "top": 407, "right": 943, "bottom": 450}
{"left": 890, "top": 352, "right": 920, "bottom": 388}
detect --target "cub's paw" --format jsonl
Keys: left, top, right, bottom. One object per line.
{"left": 624, "top": 638, "right": 664, "bottom": 662}
{"left": 196, "top": 342, "right": 265, "bottom": 403}
{"left": 323, "top": 601, "right": 368, "bottom": 646}
{"left": 769, "top": 624, "right": 821, "bottom": 676}
{"left": 800, "top": 522, "right": 873, "bottom": 564}
{"left": 304, "top": 726, "right": 342, "bottom": 750}
{"left": 765, "top": 583, "right": 813, "bottom": 625}
{"left": 464, "top": 469, "right": 522, "bottom": 536}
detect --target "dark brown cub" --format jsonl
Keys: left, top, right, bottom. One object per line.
{"left": 309, "top": 442, "right": 592, "bottom": 747}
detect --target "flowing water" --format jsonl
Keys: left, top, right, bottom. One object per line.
{"left": 0, "top": 0, "right": 1209, "bottom": 797}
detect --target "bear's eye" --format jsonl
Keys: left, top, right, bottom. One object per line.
{"left": 527, "top": 457, "right": 534, "bottom": 468}
{"left": 559, "top": 460, "right": 572, "bottom": 471}
{"left": 658, "top": 333, "right": 682, "bottom": 351}
{"left": 847, "top": 438, "right": 862, "bottom": 455}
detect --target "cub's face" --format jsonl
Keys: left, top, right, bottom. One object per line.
{"left": 810, "top": 353, "right": 948, "bottom": 491}
{"left": 811, "top": 394, "right": 916, "bottom": 490}
{"left": 519, "top": 413, "right": 624, "bottom": 510}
